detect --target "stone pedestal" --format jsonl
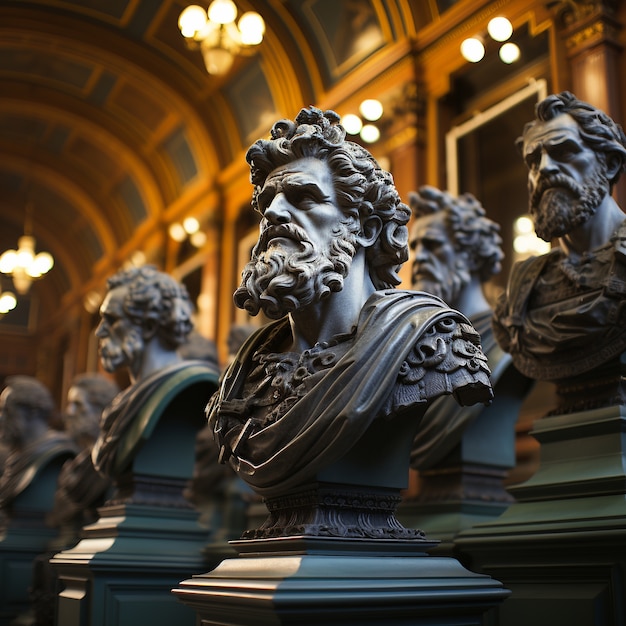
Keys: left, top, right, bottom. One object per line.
{"left": 398, "top": 348, "right": 529, "bottom": 555}
{"left": 50, "top": 365, "right": 218, "bottom": 626}
{"left": 174, "top": 477, "right": 510, "bottom": 625}
{"left": 52, "top": 498, "right": 206, "bottom": 626}
{"left": 0, "top": 448, "right": 74, "bottom": 625}
{"left": 174, "top": 535, "right": 509, "bottom": 625}
{"left": 456, "top": 405, "right": 626, "bottom": 625}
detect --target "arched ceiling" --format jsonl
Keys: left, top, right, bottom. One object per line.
{"left": 0, "top": 0, "right": 442, "bottom": 330}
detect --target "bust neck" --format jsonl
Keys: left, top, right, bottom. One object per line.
{"left": 129, "top": 338, "right": 182, "bottom": 384}
{"left": 288, "top": 250, "right": 375, "bottom": 353}
{"left": 560, "top": 196, "right": 625, "bottom": 260}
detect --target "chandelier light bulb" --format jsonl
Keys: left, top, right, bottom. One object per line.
{"left": 208, "top": 0, "right": 237, "bottom": 25}
{"left": 488, "top": 17, "right": 513, "bottom": 42}
{"left": 499, "top": 42, "right": 520, "bottom": 64}
{"left": 342, "top": 114, "right": 363, "bottom": 135}
{"left": 28, "top": 252, "right": 54, "bottom": 277}
{"left": 0, "top": 291, "right": 16, "bottom": 314}
{"left": 178, "top": 5, "right": 208, "bottom": 38}
{"left": 359, "top": 99, "right": 383, "bottom": 122}
{"left": 0, "top": 250, "right": 17, "bottom": 274}
{"left": 238, "top": 12, "right": 265, "bottom": 45}
{"left": 460, "top": 37, "right": 485, "bottom": 63}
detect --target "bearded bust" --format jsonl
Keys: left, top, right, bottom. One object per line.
{"left": 91, "top": 265, "right": 218, "bottom": 481}
{"left": 493, "top": 91, "right": 626, "bottom": 412}
{"left": 207, "top": 107, "right": 493, "bottom": 540}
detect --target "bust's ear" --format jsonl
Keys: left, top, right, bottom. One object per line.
{"left": 142, "top": 320, "right": 158, "bottom": 341}
{"left": 606, "top": 152, "right": 623, "bottom": 184}
{"left": 356, "top": 215, "right": 382, "bottom": 248}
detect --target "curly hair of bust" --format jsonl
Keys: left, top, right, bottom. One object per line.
{"left": 245, "top": 106, "right": 410, "bottom": 289}
{"left": 409, "top": 185, "right": 504, "bottom": 282}
{"left": 70, "top": 374, "right": 120, "bottom": 412}
{"left": 106, "top": 265, "right": 193, "bottom": 348}
{"left": 3, "top": 376, "right": 54, "bottom": 418}
{"left": 517, "top": 91, "right": 626, "bottom": 186}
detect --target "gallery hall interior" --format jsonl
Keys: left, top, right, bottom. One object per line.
{"left": 0, "top": 0, "right": 625, "bottom": 625}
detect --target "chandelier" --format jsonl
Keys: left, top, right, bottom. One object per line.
{"left": 0, "top": 205, "right": 54, "bottom": 295}
{"left": 178, "top": 1, "right": 265, "bottom": 76}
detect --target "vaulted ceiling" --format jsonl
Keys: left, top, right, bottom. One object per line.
{"left": 0, "top": 0, "right": 454, "bottom": 333}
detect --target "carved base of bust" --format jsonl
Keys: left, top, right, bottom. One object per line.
{"left": 551, "top": 355, "right": 626, "bottom": 415}
{"left": 243, "top": 482, "right": 429, "bottom": 542}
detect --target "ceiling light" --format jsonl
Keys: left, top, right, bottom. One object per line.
{"left": 183, "top": 216, "right": 200, "bottom": 234}
{"left": 460, "top": 37, "right": 485, "bottom": 63}
{"left": 179, "top": 1, "right": 265, "bottom": 76}
{"left": 342, "top": 114, "right": 363, "bottom": 135}
{"left": 360, "top": 124, "right": 380, "bottom": 144}
{"left": 499, "top": 42, "right": 521, "bottom": 64}
{"left": 359, "top": 99, "right": 383, "bottom": 122}
{"left": 190, "top": 231, "right": 207, "bottom": 248}
{"left": 0, "top": 204, "right": 54, "bottom": 295}
{"left": 0, "top": 290, "right": 17, "bottom": 314}
{"left": 487, "top": 17, "right": 513, "bottom": 42}
{"left": 169, "top": 223, "right": 187, "bottom": 242}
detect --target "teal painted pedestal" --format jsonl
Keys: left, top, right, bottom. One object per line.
{"left": 51, "top": 365, "right": 219, "bottom": 626}
{"left": 456, "top": 405, "right": 626, "bottom": 626}
{"left": 0, "top": 444, "right": 75, "bottom": 626}
{"left": 174, "top": 535, "right": 510, "bottom": 625}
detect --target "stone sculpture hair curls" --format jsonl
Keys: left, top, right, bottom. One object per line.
{"left": 409, "top": 185, "right": 504, "bottom": 283}
{"left": 517, "top": 91, "right": 626, "bottom": 187}
{"left": 70, "top": 373, "right": 120, "bottom": 412}
{"left": 106, "top": 265, "right": 193, "bottom": 348}
{"left": 3, "top": 375, "right": 54, "bottom": 419}
{"left": 245, "top": 106, "right": 410, "bottom": 289}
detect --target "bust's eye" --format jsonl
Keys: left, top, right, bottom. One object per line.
{"left": 525, "top": 152, "right": 540, "bottom": 171}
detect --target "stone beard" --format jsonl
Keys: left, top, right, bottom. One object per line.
{"left": 412, "top": 258, "right": 470, "bottom": 304}
{"left": 530, "top": 168, "right": 609, "bottom": 242}
{"left": 99, "top": 325, "right": 143, "bottom": 373}
{"left": 234, "top": 219, "right": 359, "bottom": 319}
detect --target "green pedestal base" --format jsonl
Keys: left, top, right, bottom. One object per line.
{"left": 0, "top": 525, "right": 57, "bottom": 626}
{"left": 398, "top": 499, "right": 511, "bottom": 556}
{"left": 51, "top": 502, "right": 209, "bottom": 626}
{"left": 174, "top": 537, "right": 510, "bottom": 625}
{"left": 456, "top": 405, "right": 626, "bottom": 626}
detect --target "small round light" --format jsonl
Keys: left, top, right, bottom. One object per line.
{"left": 190, "top": 231, "right": 207, "bottom": 248}
{"left": 359, "top": 99, "right": 383, "bottom": 122}
{"left": 0, "top": 250, "right": 17, "bottom": 274}
{"left": 178, "top": 5, "right": 208, "bottom": 38}
{"left": 0, "top": 291, "right": 17, "bottom": 314}
{"left": 460, "top": 38, "right": 485, "bottom": 63}
{"left": 488, "top": 17, "right": 513, "bottom": 42}
{"left": 515, "top": 216, "right": 534, "bottom": 234}
{"left": 28, "top": 252, "right": 54, "bottom": 277}
{"left": 360, "top": 124, "right": 380, "bottom": 144}
{"left": 499, "top": 42, "right": 520, "bottom": 64}
{"left": 238, "top": 12, "right": 265, "bottom": 45}
{"left": 342, "top": 114, "right": 363, "bottom": 135}
{"left": 183, "top": 216, "right": 200, "bottom": 234}
{"left": 169, "top": 223, "right": 186, "bottom": 242}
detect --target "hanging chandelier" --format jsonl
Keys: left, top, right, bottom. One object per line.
{"left": 0, "top": 204, "right": 54, "bottom": 295}
{"left": 178, "top": 1, "right": 265, "bottom": 76}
